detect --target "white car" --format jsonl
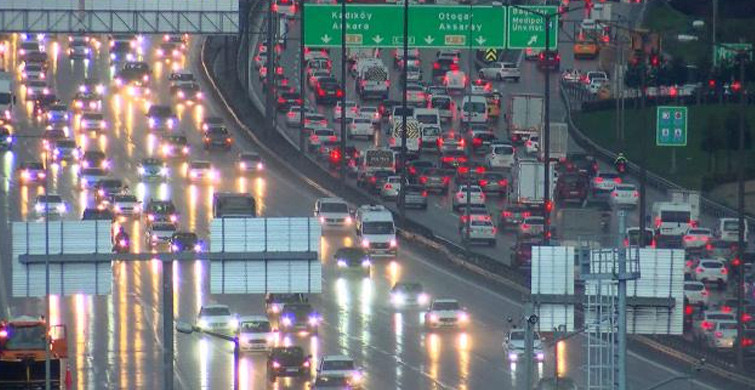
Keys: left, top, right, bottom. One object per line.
{"left": 694, "top": 259, "right": 728, "bottom": 288}
{"left": 525, "top": 134, "right": 540, "bottom": 154}
{"left": 21, "top": 63, "right": 45, "bottom": 81}
{"left": 187, "top": 160, "right": 217, "bottom": 182}
{"left": 316, "top": 355, "right": 363, "bottom": 386}
{"left": 443, "top": 70, "right": 467, "bottom": 92}
{"left": 79, "top": 113, "right": 106, "bottom": 131}
{"left": 478, "top": 62, "right": 520, "bottom": 82}
{"left": 197, "top": 304, "right": 238, "bottom": 332}
{"left": 705, "top": 320, "right": 738, "bottom": 350}
{"left": 592, "top": 172, "right": 622, "bottom": 193}
{"left": 461, "top": 219, "right": 497, "bottom": 247}
{"left": 285, "top": 106, "right": 314, "bottom": 127}
{"left": 683, "top": 228, "right": 713, "bottom": 249}
{"left": 25, "top": 80, "right": 50, "bottom": 99}
{"left": 34, "top": 195, "right": 67, "bottom": 216}
{"left": 581, "top": 18, "right": 598, "bottom": 31}
{"left": 424, "top": 299, "right": 469, "bottom": 329}
{"left": 420, "top": 125, "right": 441, "bottom": 150}
{"left": 314, "top": 197, "right": 352, "bottom": 228}
{"left": 405, "top": 83, "right": 426, "bottom": 106}
{"left": 112, "top": 194, "right": 142, "bottom": 216}
{"left": 683, "top": 281, "right": 709, "bottom": 308}
{"left": 333, "top": 100, "right": 358, "bottom": 119}
{"left": 380, "top": 176, "right": 404, "bottom": 200}
{"left": 307, "top": 127, "right": 337, "bottom": 150}
{"left": 694, "top": 310, "right": 736, "bottom": 341}
{"left": 146, "top": 222, "right": 177, "bottom": 246}
{"left": 238, "top": 315, "right": 277, "bottom": 351}
{"left": 519, "top": 216, "right": 545, "bottom": 237}
{"left": 389, "top": 281, "right": 430, "bottom": 308}
{"left": 348, "top": 117, "right": 375, "bottom": 140}
{"left": 486, "top": 143, "right": 516, "bottom": 170}
{"left": 587, "top": 78, "right": 608, "bottom": 95}
{"left": 585, "top": 71, "right": 609, "bottom": 85}
{"left": 610, "top": 183, "right": 639, "bottom": 208}
{"left": 359, "top": 106, "right": 381, "bottom": 125}
{"left": 452, "top": 185, "right": 485, "bottom": 211}
{"left": 503, "top": 329, "right": 545, "bottom": 363}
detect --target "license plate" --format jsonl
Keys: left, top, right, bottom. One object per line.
{"left": 286, "top": 368, "right": 299, "bottom": 373}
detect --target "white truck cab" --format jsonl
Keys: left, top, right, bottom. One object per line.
{"left": 652, "top": 202, "right": 693, "bottom": 236}
{"left": 460, "top": 95, "right": 488, "bottom": 125}
{"left": 355, "top": 205, "right": 397, "bottom": 257}
{"left": 717, "top": 217, "right": 749, "bottom": 243}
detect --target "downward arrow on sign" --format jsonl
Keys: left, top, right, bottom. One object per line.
{"left": 424, "top": 35, "right": 435, "bottom": 44}
{"left": 321, "top": 34, "right": 332, "bottom": 44}
{"left": 475, "top": 36, "right": 486, "bottom": 45}
{"left": 373, "top": 35, "right": 384, "bottom": 44}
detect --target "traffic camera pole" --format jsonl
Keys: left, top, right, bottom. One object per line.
{"left": 524, "top": 303, "right": 535, "bottom": 390}
{"left": 340, "top": 0, "right": 347, "bottom": 185}
{"left": 398, "top": 0, "right": 409, "bottom": 214}
{"left": 736, "top": 52, "right": 746, "bottom": 370}
{"left": 44, "top": 150, "right": 51, "bottom": 390}
{"left": 299, "top": 7, "right": 306, "bottom": 152}
{"left": 464, "top": 6, "right": 472, "bottom": 248}
{"left": 617, "top": 209, "right": 628, "bottom": 390}
{"left": 543, "top": 14, "right": 552, "bottom": 245}
{"left": 163, "top": 259, "right": 174, "bottom": 390}
{"left": 638, "top": 54, "right": 647, "bottom": 248}
{"left": 266, "top": 0, "right": 275, "bottom": 138}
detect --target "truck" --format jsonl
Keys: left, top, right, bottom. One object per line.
{"left": 0, "top": 316, "right": 68, "bottom": 389}
{"left": 358, "top": 148, "right": 396, "bottom": 178}
{"left": 538, "top": 122, "right": 568, "bottom": 162}
{"left": 213, "top": 192, "right": 257, "bottom": 218}
{"left": 652, "top": 190, "right": 699, "bottom": 238}
{"left": 0, "top": 71, "right": 14, "bottom": 126}
{"left": 512, "top": 158, "right": 555, "bottom": 205}
{"left": 506, "top": 93, "right": 544, "bottom": 143}
{"left": 594, "top": 3, "right": 612, "bottom": 36}
{"left": 389, "top": 118, "right": 421, "bottom": 155}
{"left": 355, "top": 58, "right": 389, "bottom": 99}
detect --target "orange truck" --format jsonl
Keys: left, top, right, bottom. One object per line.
{"left": 0, "top": 316, "right": 68, "bottom": 389}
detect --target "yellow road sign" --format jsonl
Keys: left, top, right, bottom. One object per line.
{"left": 485, "top": 48, "right": 498, "bottom": 62}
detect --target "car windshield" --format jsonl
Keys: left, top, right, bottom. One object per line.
{"left": 241, "top": 321, "right": 271, "bottom": 332}
{"left": 240, "top": 154, "right": 260, "bottom": 162}
{"left": 723, "top": 220, "right": 740, "bottom": 230}
{"left": 320, "top": 202, "right": 348, "bottom": 213}
{"left": 323, "top": 360, "right": 354, "bottom": 370}
{"left": 273, "top": 347, "right": 304, "bottom": 361}
{"left": 113, "top": 195, "right": 137, "bottom": 203}
{"left": 415, "top": 114, "right": 438, "bottom": 125}
{"left": 719, "top": 323, "right": 738, "bottom": 330}
{"left": 708, "top": 314, "right": 733, "bottom": 320}
{"left": 493, "top": 146, "right": 513, "bottom": 154}
{"left": 150, "top": 106, "right": 172, "bottom": 116}
{"left": 153, "top": 223, "right": 176, "bottom": 231}
{"left": 38, "top": 195, "right": 62, "bottom": 203}
{"left": 200, "top": 307, "right": 230, "bottom": 316}
{"left": 173, "top": 233, "right": 197, "bottom": 245}
{"left": 701, "top": 261, "right": 723, "bottom": 268}
{"left": 283, "top": 304, "right": 313, "bottom": 316}
{"left": 164, "top": 136, "right": 187, "bottom": 145}
{"left": 463, "top": 102, "right": 486, "bottom": 112}
{"left": 3, "top": 324, "right": 47, "bottom": 350}
{"left": 150, "top": 203, "right": 175, "bottom": 213}
{"left": 190, "top": 162, "right": 211, "bottom": 170}
{"left": 615, "top": 184, "right": 635, "bottom": 191}
{"left": 685, "top": 283, "right": 704, "bottom": 291}
{"left": 510, "top": 331, "right": 525, "bottom": 341}
{"left": 362, "top": 221, "right": 394, "bottom": 235}
{"left": 396, "top": 283, "right": 422, "bottom": 293}
{"left": 433, "top": 301, "right": 460, "bottom": 310}
{"left": 660, "top": 211, "right": 690, "bottom": 223}
{"left": 688, "top": 229, "right": 709, "bottom": 235}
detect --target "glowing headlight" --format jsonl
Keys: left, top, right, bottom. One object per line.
{"left": 198, "top": 319, "right": 208, "bottom": 329}
{"left": 281, "top": 317, "right": 292, "bottom": 327}
{"left": 194, "top": 244, "right": 202, "bottom": 252}
{"left": 345, "top": 216, "right": 352, "bottom": 224}
{"left": 148, "top": 118, "right": 156, "bottom": 127}
{"left": 181, "top": 146, "right": 189, "bottom": 154}
{"left": 458, "top": 312, "right": 469, "bottom": 323}
{"left": 138, "top": 167, "right": 146, "bottom": 175}
{"left": 389, "top": 238, "right": 397, "bottom": 248}
{"left": 159, "top": 167, "right": 168, "bottom": 176}
{"left": 319, "top": 216, "right": 326, "bottom": 224}
{"left": 536, "top": 352, "right": 545, "bottom": 362}
{"left": 429, "top": 314, "right": 439, "bottom": 322}
{"left": 256, "top": 162, "right": 264, "bottom": 170}
{"left": 391, "top": 293, "right": 406, "bottom": 305}
{"left": 361, "top": 238, "right": 369, "bottom": 248}
{"left": 336, "top": 259, "right": 347, "bottom": 268}
{"left": 308, "top": 316, "right": 320, "bottom": 326}
{"left": 229, "top": 318, "right": 239, "bottom": 329}
{"left": 508, "top": 352, "right": 518, "bottom": 361}
{"left": 34, "top": 203, "right": 44, "bottom": 213}
{"left": 171, "top": 244, "right": 179, "bottom": 252}
{"left": 418, "top": 293, "right": 430, "bottom": 305}
{"left": 239, "top": 162, "right": 247, "bottom": 170}
{"left": 361, "top": 259, "right": 371, "bottom": 268}
{"left": 113, "top": 205, "right": 122, "bottom": 213}
{"left": 351, "top": 372, "right": 363, "bottom": 383}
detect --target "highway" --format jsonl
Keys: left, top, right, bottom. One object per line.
{"left": 0, "top": 5, "right": 748, "bottom": 390}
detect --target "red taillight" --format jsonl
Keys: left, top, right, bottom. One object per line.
{"left": 594, "top": 177, "right": 604, "bottom": 183}
{"left": 721, "top": 267, "right": 728, "bottom": 274}
{"left": 422, "top": 191, "right": 428, "bottom": 197}
{"left": 695, "top": 267, "right": 703, "bottom": 273}
{"left": 499, "top": 179, "right": 508, "bottom": 186}
{"left": 475, "top": 166, "right": 485, "bottom": 174}
{"left": 369, "top": 177, "right": 376, "bottom": 183}
{"left": 743, "top": 314, "right": 752, "bottom": 322}
{"left": 715, "top": 331, "right": 723, "bottom": 338}
{"left": 433, "top": 62, "right": 439, "bottom": 69}
{"left": 328, "top": 135, "right": 337, "bottom": 142}
{"left": 419, "top": 176, "right": 428, "bottom": 184}
{"left": 473, "top": 138, "right": 482, "bottom": 146}
{"left": 685, "top": 305, "right": 694, "bottom": 316}
{"left": 385, "top": 184, "right": 393, "bottom": 190}
{"left": 479, "top": 179, "right": 488, "bottom": 186}
{"left": 613, "top": 177, "right": 622, "bottom": 183}
{"left": 521, "top": 224, "right": 530, "bottom": 230}
{"left": 336, "top": 90, "right": 344, "bottom": 97}
{"left": 722, "top": 306, "right": 732, "bottom": 313}
{"left": 442, "top": 176, "right": 450, "bottom": 184}
{"left": 701, "top": 321, "right": 713, "bottom": 330}
{"left": 409, "top": 167, "right": 416, "bottom": 175}
{"left": 277, "top": 97, "right": 285, "bottom": 103}
{"left": 317, "top": 89, "right": 325, "bottom": 96}
{"left": 522, "top": 212, "right": 531, "bottom": 218}
{"left": 458, "top": 166, "right": 469, "bottom": 174}
{"left": 743, "top": 338, "right": 754, "bottom": 347}
{"left": 442, "top": 156, "right": 453, "bottom": 162}
{"left": 655, "top": 217, "right": 661, "bottom": 228}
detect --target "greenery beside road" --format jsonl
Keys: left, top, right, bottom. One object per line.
{"left": 573, "top": 105, "right": 755, "bottom": 191}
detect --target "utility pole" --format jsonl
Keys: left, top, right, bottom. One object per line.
{"left": 735, "top": 51, "right": 746, "bottom": 370}
{"left": 265, "top": 0, "right": 275, "bottom": 138}
{"left": 163, "top": 259, "right": 174, "bottom": 390}
{"left": 638, "top": 52, "right": 647, "bottom": 248}
{"left": 398, "top": 0, "right": 409, "bottom": 214}
{"left": 340, "top": 0, "right": 347, "bottom": 184}
{"left": 299, "top": 6, "right": 306, "bottom": 152}
{"left": 617, "top": 209, "right": 627, "bottom": 390}
{"left": 44, "top": 150, "right": 50, "bottom": 390}
{"left": 712, "top": 0, "right": 719, "bottom": 68}
{"left": 543, "top": 13, "right": 552, "bottom": 244}
{"left": 524, "top": 304, "right": 538, "bottom": 390}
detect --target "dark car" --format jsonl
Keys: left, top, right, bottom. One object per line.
{"left": 537, "top": 50, "right": 561, "bottom": 71}
{"left": 115, "top": 61, "right": 151, "bottom": 85}
{"left": 333, "top": 247, "right": 372, "bottom": 276}
{"left": 147, "top": 105, "right": 177, "bottom": 130}
{"left": 315, "top": 80, "right": 343, "bottom": 105}
{"left": 18, "top": 162, "right": 47, "bottom": 183}
{"left": 432, "top": 57, "right": 459, "bottom": 79}
{"left": 418, "top": 167, "right": 452, "bottom": 194}
{"left": 279, "top": 303, "right": 320, "bottom": 334}
{"left": 478, "top": 172, "right": 508, "bottom": 197}
{"left": 82, "top": 207, "right": 114, "bottom": 221}
{"left": 500, "top": 203, "right": 541, "bottom": 230}
{"left": 404, "top": 184, "right": 429, "bottom": 209}
{"left": 511, "top": 237, "right": 543, "bottom": 267}
{"left": 361, "top": 169, "right": 394, "bottom": 194}
{"left": 159, "top": 134, "right": 190, "bottom": 158}
{"left": 203, "top": 126, "right": 232, "bottom": 151}
{"left": 556, "top": 172, "right": 589, "bottom": 204}
{"left": 454, "top": 162, "right": 485, "bottom": 185}
{"left": 0, "top": 127, "right": 12, "bottom": 151}
{"left": 170, "top": 232, "right": 202, "bottom": 252}
{"left": 743, "top": 329, "right": 755, "bottom": 356}
{"left": 406, "top": 160, "right": 435, "bottom": 181}
{"left": 145, "top": 199, "right": 178, "bottom": 223}
{"left": 468, "top": 130, "right": 497, "bottom": 154}
{"left": 440, "top": 150, "right": 468, "bottom": 169}
{"left": 267, "top": 347, "right": 311, "bottom": 381}
{"left": 390, "top": 281, "right": 429, "bottom": 307}
{"left": 265, "top": 293, "right": 307, "bottom": 315}
{"left": 563, "top": 153, "right": 598, "bottom": 177}
{"left": 173, "top": 82, "right": 203, "bottom": 104}
{"left": 201, "top": 116, "right": 224, "bottom": 132}
{"left": 276, "top": 89, "right": 302, "bottom": 111}
{"left": 93, "top": 179, "right": 123, "bottom": 204}
{"left": 81, "top": 150, "right": 109, "bottom": 170}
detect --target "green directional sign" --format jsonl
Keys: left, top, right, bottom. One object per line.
{"left": 714, "top": 43, "right": 753, "bottom": 63}
{"left": 656, "top": 106, "right": 688, "bottom": 147}
{"left": 302, "top": 4, "right": 506, "bottom": 48}
{"left": 507, "top": 6, "right": 558, "bottom": 50}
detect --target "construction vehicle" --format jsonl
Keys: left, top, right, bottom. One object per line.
{"left": 0, "top": 315, "right": 69, "bottom": 389}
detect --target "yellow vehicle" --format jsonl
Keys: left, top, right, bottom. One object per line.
{"left": 0, "top": 316, "right": 69, "bottom": 389}
{"left": 486, "top": 91, "right": 502, "bottom": 118}
{"left": 573, "top": 38, "right": 599, "bottom": 60}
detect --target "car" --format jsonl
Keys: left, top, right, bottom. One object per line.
{"left": 78, "top": 78, "right": 106, "bottom": 97}
{"left": 316, "top": 355, "right": 363, "bottom": 386}
{"left": 21, "top": 63, "right": 45, "bottom": 81}
{"left": 624, "top": 227, "right": 655, "bottom": 247}
{"left": 420, "top": 125, "right": 442, "bottom": 151}
{"left": 452, "top": 185, "right": 485, "bottom": 211}
{"left": 25, "top": 80, "right": 50, "bottom": 100}
{"left": 563, "top": 153, "right": 599, "bottom": 177}
{"left": 718, "top": 217, "right": 749, "bottom": 243}
{"left": 467, "top": 129, "right": 497, "bottom": 155}
{"left": 519, "top": 216, "right": 546, "bottom": 238}
{"left": 159, "top": 134, "right": 190, "bottom": 158}
{"left": 705, "top": 320, "right": 739, "bottom": 350}
{"left": 145, "top": 199, "right": 178, "bottom": 223}
{"left": 197, "top": 304, "right": 238, "bottom": 332}
{"left": 308, "top": 69, "right": 332, "bottom": 89}
{"left": 169, "top": 231, "right": 202, "bottom": 252}
{"left": 684, "top": 228, "right": 713, "bottom": 249}
{"left": 239, "top": 316, "right": 277, "bottom": 352}
{"left": 437, "top": 132, "right": 465, "bottom": 153}
{"left": 432, "top": 52, "right": 459, "bottom": 79}
{"left": 311, "top": 375, "right": 352, "bottom": 389}
{"left": 403, "top": 185, "right": 428, "bottom": 209}
{"left": 587, "top": 78, "right": 608, "bottom": 95}
{"left": 694, "top": 310, "right": 736, "bottom": 343}
{"left": 333, "top": 247, "right": 371, "bottom": 276}
{"left": 138, "top": 158, "right": 169, "bottom": 181}
{"left": 18, "top": 40, "right": 42, "bottom": 59}
{"left": 610, "top": 183, "right": 639, "bottom": 208}
{"left": 524, "top": 134, "right": 540, "bottom": 155}
{"left": 503, "top": 329, "right": 545, "bottom": 362}
{"left": 476, "top": 172, "right": 508, "bottom": 197}
{"left": 478, "top": 62, "right": 520, "bottom": 82}
{"left": 424, "top": 299, "right": 469, "bottom": 329}
{"left": 173, "top": 82, "right": 203, "bottom": 104}
{"left": 458, "top": 204, "right": 493, "bottom": 230}
{"left": 45, "top": 104, "right": 70, "bottom": 124}
{"left": 33, "top": 195, "right": 67, "bottom": 216}
{"left": 304, "top": 113, "right": 328, "bottom": 128}
{"left": 114, "top": 61, "right": 151, "bottom": 87}
{"left": 265, "top": 293, "right": 307, "bottom": 316}
{"left": 347, "top": 117, "right": 375, "bottom": 140}
{"left": 307, "top": 127, "right": 338, "bottom": 151}
{"left": 93, "top": 179, "right": 124, "bottom": 204}
{"left": 81, "top": 150, "right": 109, "bottom": 170}
{"left": 555, "top": 172, "right": 589, "bottom": 204}
{"left": 486, "top": 143, "right": 516, "bottom": 170}
{"left": 404, "top": 83, "right": 427, "bottom": 106}
{"left": 511, "top": 237, "right": 543, "bottom": 267}
{"left": 390, "top": 282, "right": 430, "bottom": 308}
{"left": 146, "top": 222, "right": 177, "bottom": 247}
{"left": 147, "top": 105, "right": 177, "bottom": 130}
{"left": 683, "top": 281, "right": 710, "bottom": 308}
{"left": 443, "top": 70, "right": 467, "bottom": 92}
{"left": 234, "top": 152, "right": 263, "bottom": 174}
{"left": 380, "top": 176, "right": 405, "bottom": 200}
{"left": 537, "top": 50, "right": 561, "bottom": 71}
{"left": 592, "top": 172, "right": 622, "bottom": 193}
{"left": 333, "top": 100, "right": 359, "bottom": 119}
{"left": 111, "top": 194, "right": 141, "bottom": 216}
{"left": 67, "top": 35, "right": 93, "bottom": 58}
{"left": 285, "top": 105, "right": 315, "bottom": 127}
{"left": 461, "top": 218, "right": 497, "bottom": 246}
{"left": 0, "top": 128, "right": 12, "bottom": 151}
{"left": 203, "top": 126, "right": 233, "bottom": 151}
{"left": 694, "top": 259, "right": 728, "bottom": 289}
{"left": 78, "top": 167, "right": 106, "bottom": 188}
{"left": 51, "top": 139, "right": 80, "bottom": 162}
{"left": 315, "top": 80, "right": 344, "bottom": 105}
{"left": 360, "top": 170, "right": 394, "bottom": 194}
{"left": 279, "top": 302, "right": 320, "bottom": 334}
{"left": 440, "top": 150, "right": 468, "bottom": 169}
{"left": 155, "top": 41, "right": 182, "bottom": 61}
{"left": 187, "top": 160, "right": 217, "bottom": 182}
{"left": 417, "top": 168, "right": 452, "bottom": 194}
{"left": 79, "top": 112, "right": 106, "bottom": 131}
{"left": 200, "top": 117, "right": 224, "bottom": 133}
{"left": 314, "top": 197, "right": 352, "bottom": 228}
{"left": 580, "top": 18, "right": 598, "bottom": 31}
{"left": 168, "top": 71, "right": 196, "bottom": 91}
{"left": 267, "top": 347, "right": 311, "bottom": 381}
{"left": 358, "top": 106, "right": 381, "bottom": 124}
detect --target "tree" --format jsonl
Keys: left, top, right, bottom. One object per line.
{"left": 724, "top": 110, "right": 752, "bottom": 173}
{"left": 701, "top": 114, "right": 724, "bottom": 172}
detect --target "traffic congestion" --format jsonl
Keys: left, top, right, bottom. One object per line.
{"left": 0, "top": 0, "right": 752, "bottom": 388}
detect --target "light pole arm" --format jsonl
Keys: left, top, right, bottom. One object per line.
{"left": 642, "top": 374, "right": 690, "bottom": 390}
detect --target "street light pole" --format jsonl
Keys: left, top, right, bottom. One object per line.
{"left": 735, "top": 52, "right": 746, "bottom": 370}
{"left": 299, "top": 6, "right": 306, "bottom": 152}
{"left": 340, "top": 0, "right": 347, "bottom": 184}
{"left": 543, "top": 13, "right": 552, "bottom": 245}
{"left": 398, "top": 0, "right": 409, "bottom": 214}
{"left": 176, "top": 322, "right": 240, "bottom": 390}
{"left": 44, "top": 149, "right": 51, "bottom": 390}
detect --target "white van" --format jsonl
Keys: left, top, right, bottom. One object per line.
{"left": 420, "top": 125, "right": 441, "bottom": 151}
{"left": 238, "top": 315, "right": 276, "bottom": 351}
{"left": 460, "top": 95, "right": 488, "bottom": 125}
{"left": 429, "top": 95, "right": 454, "bottom": 122}
{"left": 717, "top": 217, "right": 749, "bottom": 243}
{"left": 652, "top": 202, "right": 693, "bottom": 236}
{"left": 355, "top": 205, "right": 397, "bottom": 257}
{"left": 413, "top": 108, "right": 440, "bottom": 127}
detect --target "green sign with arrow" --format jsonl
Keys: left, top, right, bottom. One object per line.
{"left": 507, "top": 5, "right": 558, "bottom": 50}
{"left": 302, "top": 4, "right": 506, "bottom": 48}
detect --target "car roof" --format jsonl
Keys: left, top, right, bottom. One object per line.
{"left": 433, "top": 298, "right": 458, "bottom": 304}
{"left": 321, "top": 355, "right": 352, "bottom": 361}
{"left": 239, "top": 315, "right": 269, "bottom": 322}
{"left": 201, "top": 304, "right": 230, "bottom": 310}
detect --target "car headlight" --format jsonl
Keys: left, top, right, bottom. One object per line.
{"left": 35, "top": 204, "right": 44, "bottom": 213}
{"left": 361, "top": 259, "right": 371, "bottom": 268}
{"left": 351, "top": 372, "right": 363, "bottom": 383}
{"left": 536, "top": 352, "right": 545, "bottom": 362}
{"left": 239, "top": 162, "right": 247, "bottom": 170}
{"left": 194, "top": 243, "right": 202, "bottom": 252}
{"left": 159, "top": 167, "right": 168, "bottom": 176}
{"left": 508, "top": 352, "right": 518, "bottom": 361}
{"left": 337, "top": 259, "right": 347, "bottom": 268}
{"left": 308, "top": 316, "right": 320, "bottom": 326}
{"left": 256, "top": 162, "right": 264, "bottom": 170}
{"left": 429, "top": 314, "right": 439, "bottom": 322}
{"left": 345, "top": 216, "right": 352, "bottom": 224}
{"left": 418, "top": 293, "right": 429, "bottom": 305}
{"left": 113, "top": 205, "right": 122, "bottom": 212}
{"left": 390, "top": 238, "right": 397, "bottom": 248}
{"left": 458, "top": 312, "right": 469, "bottom": 323}
{"left": 229, "top": 318, "right": 239, "bottom": 329}
{"left": 281, "top": 317, "right": 292, "bottom": 327}
{"left": 198, "top": 319, "right": 208, "bottom": 329}
{"left": 149, "top": 118, "right": 155, "bottom": 127}
{"left": 138, "top": 167, "right": 146, "bottom": 175}
{"left": 391, "top": 293, "right": 405, "bottom": 305}
{"left": 361, "top": 238, "right": 369, "bottom": 248}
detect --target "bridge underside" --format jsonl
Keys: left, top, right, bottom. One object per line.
{"left": 0, "top": 9, "right": 239, "bottom": 34}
